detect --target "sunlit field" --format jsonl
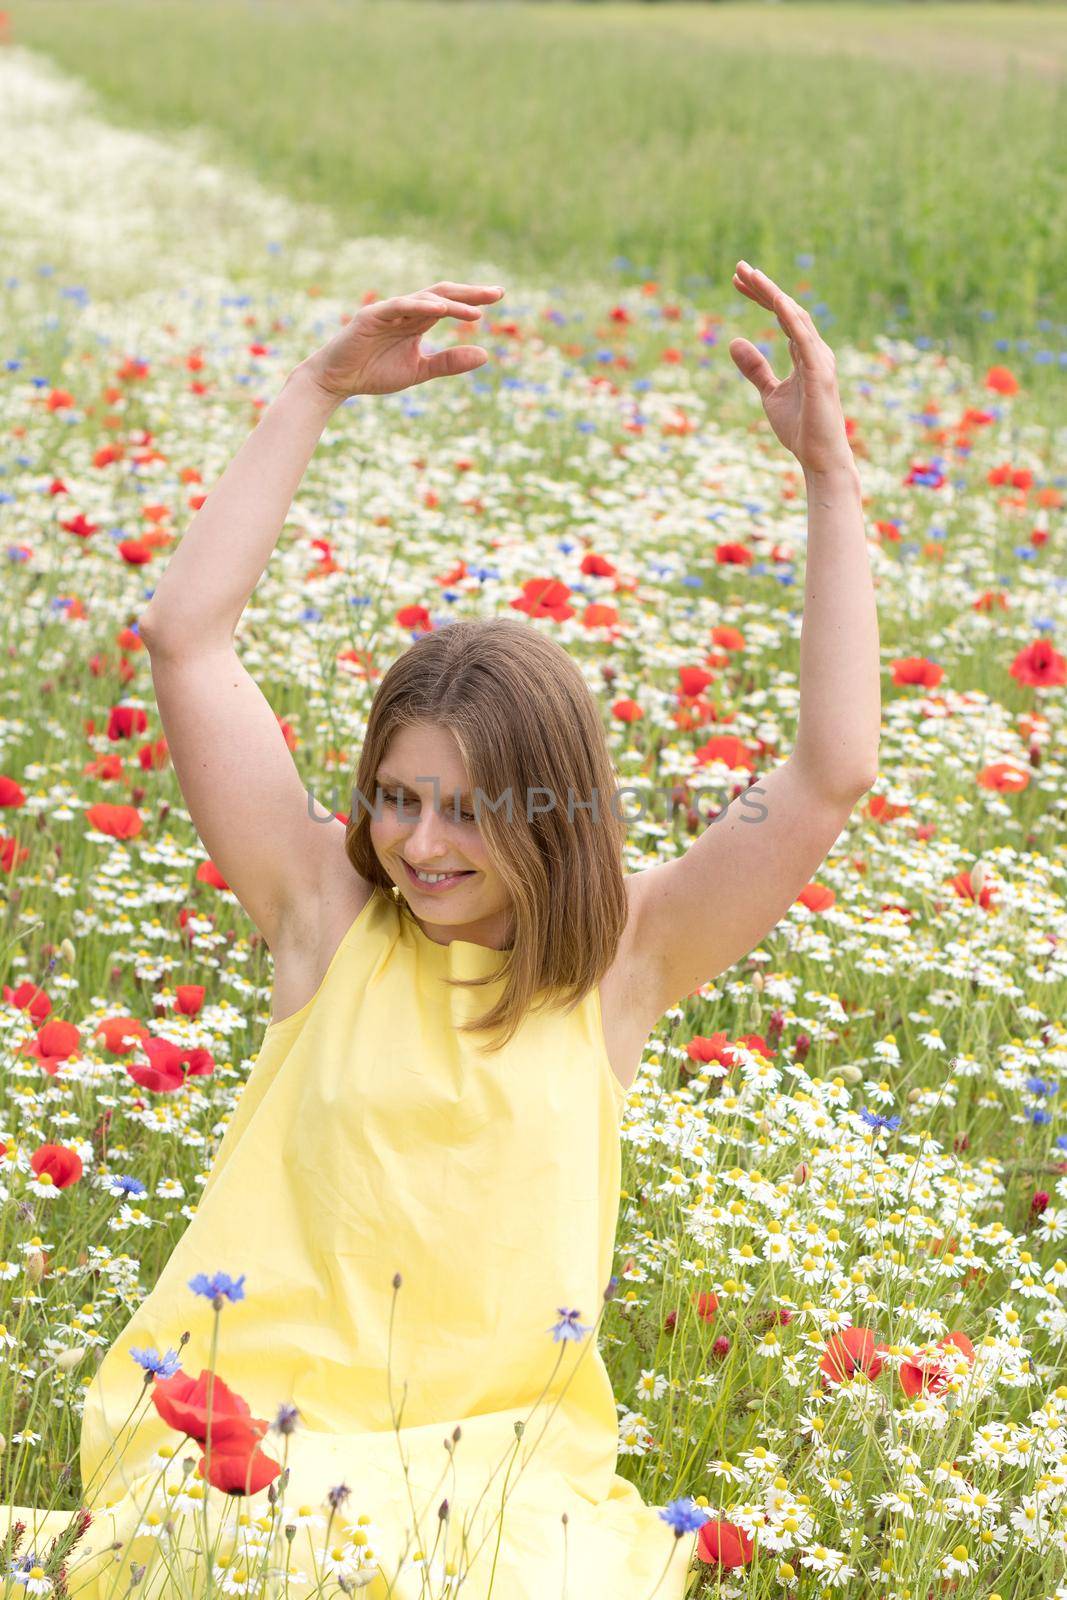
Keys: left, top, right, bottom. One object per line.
{"left": 1, "top": 7, "right": 1067, "bottom": 1599}
{"left": 9, "top": 0, "right": 1067, "bottom": 398}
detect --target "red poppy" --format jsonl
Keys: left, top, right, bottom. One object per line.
{"left": 819, "top": 1325, "right": 888, "bottom": 1385}
{"left": 1011, "top": 640, "right": 1066, "bottom": 689}
{"left": 108, "top": 705, "right": 149, "bottom": 741}
{"left": 691, "top": 1290, "right": 719, "bottom": 1323}
{"left": 510, "top": 578, "right": 575, "bottom": 622}
{"left": 30, "top": 1143, "right": 83, "bottom": 1189}
{"left": 95, "top": 1016, "right": 151, "bottom": 1053}
{"left": 396, "top": 604, "right": 433, "bottom": 633}
{"left": 679, "top": 666, "right": 715, "bottom": 698}
{"left": 796, "top": 883, "right": 835, "bottom": 912}
{"left": 152, "top": 1369, "right": 269, "bottom": 1452}
{"left": 693, "top": 734, "right": 754, "bottom": 771}
{"left": 890, "top": 657, "right": 944, "bottom": 688}
{"left": 3, "top": 981, "right": 51, "bottom": 1022}
{"left": 582, "top": 603, "right": 619, "bottom": 630}
{"left": 868, "top": 794, "right": 910, "bottom": 823}
{"left": 714, "top": 542, "right": 753, "bottom": 566}
{"left": 697, "top": 1518, "right": 754, "bottom": 1568}
{"left": 199, "top": 1441, "right": 281, "bottom": 1497}
{"left": 985, "top": 367, "right": 1019, "bottom": 396}
{"left": 612, "top": 699, "right": 643, "bottom": 723}
{"left": 174, "top": 985, "right": 206, "bottom": 1017}
{"left": 20, "top": 1019, "right": 82, "bottom": 1073}
{"left": 949, "top": 870, "right": 995, "bottom": 910}
{"left": 899, "top": 1332, "right": 975, "bottom": 1399}
{"left": 196, "top": 860, "right": 230, "bottom": 892}
{"left": 86, "top": 803, "right": 143, "bottom": 839}
{"left": 710, "top": 626, "right": 745, "bottom": 652}
{"left": 977, "top": 762, "right": 1029, "bottom": 793}
{"left": 128, "top": 1037, "right": 215, "bottom": 1094}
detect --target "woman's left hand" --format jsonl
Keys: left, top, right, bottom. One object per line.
{"left": 728, "top": 261, "right": 855, "bottom": 476}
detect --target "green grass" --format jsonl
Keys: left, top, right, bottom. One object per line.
{"left": 9, "top": 0, "right": 1067, "bottom": 392}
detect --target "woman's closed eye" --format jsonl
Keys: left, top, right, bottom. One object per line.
{"left": 380, "top": 787, "right": 478, "bottom": 825}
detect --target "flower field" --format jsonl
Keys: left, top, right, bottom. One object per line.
{"left": 2, "top": 27, "right": 1067, "bottom": 1600}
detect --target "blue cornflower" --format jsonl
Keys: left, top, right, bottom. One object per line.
{"left": 548, "top": 1307, "right": 592, "bottom": 1343}
{"left": 274, "top": 1401, "right": 301, "bottom": 1435}
{"left": 858, "top": 1106, "right": 901, "bottom": 1133}
{"left": 1056, "top": 1135, "right": 1067, "bottom": 1152}
{"left": 1025, "top": 1077, "right": 1058, "bottom": 1097}
{"left": 130, "top": 1345, "right": 182, "bottom": 1379}
{"left": 188, "top": 1270, "right": 246, "bottom": 1303}
{"left": 1028, "top": 1107, "right": 1052, "bottom": 1126}
{"left": 103, "top": 1173, "right": 148, "bottom": 1198}
{"left": 659, "top": 1496, "right": 711, "bottom": 1536}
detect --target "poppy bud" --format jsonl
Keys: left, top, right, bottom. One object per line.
{"left": 840, "top": 1064, "right": 863, "bottom": 1084}
{"left": 750, "top": 971, "right": 764, "bottom": 995}
{"left": 793, "top": 1162, "right": 810, "bottom": 1185}
{"left": 969, "top": 860, "right": 986, "bottom": 897}
{"left": 26, "top": 1249, "right": 46, "bottom": 1284}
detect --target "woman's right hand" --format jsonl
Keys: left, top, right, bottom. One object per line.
{"left": 302, "top": 281, "right": 505, "bottom": 400}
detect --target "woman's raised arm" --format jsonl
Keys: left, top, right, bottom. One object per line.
{"left": 140, "top": 282, "right": 503, "bottom": 646}
{"left": 137, "top": 282, "right": 505, "bottom": 951}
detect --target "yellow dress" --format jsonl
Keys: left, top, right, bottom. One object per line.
{"left": 5, "top": 887, "right": 699, "bottom": 1598}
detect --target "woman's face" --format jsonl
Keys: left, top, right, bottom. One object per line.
{"left": 369, "top": 721, "right": 514, "bottom": 948}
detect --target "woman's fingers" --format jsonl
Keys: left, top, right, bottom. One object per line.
{"left": 418, "top": 344, "right": 490, "bottom": 383}
{"left": 408, "top": 293, "right": 486, "bottom": 321}
{"left": 732, "top": 262, "right": 824, "bottom": 364}
{"left": 425, "top": 281, "right": 505, "bottom": 304}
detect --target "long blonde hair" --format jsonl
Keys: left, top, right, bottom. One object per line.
{"left": 344, "top": 617, "right": 628, "bottom": 1052}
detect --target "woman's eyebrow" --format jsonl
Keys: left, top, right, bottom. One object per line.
{"left": 377, "top": 772, "right": 473, "bottom": 801}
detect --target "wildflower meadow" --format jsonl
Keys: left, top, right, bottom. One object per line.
{"left": 1, "top": 8, "right": 1066, "bottom": 1600}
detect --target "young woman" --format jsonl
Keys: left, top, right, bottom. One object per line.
{"left": 6, "top": 270, "right": 879, "bottom": 1599}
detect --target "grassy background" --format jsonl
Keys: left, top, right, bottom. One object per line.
{"left": 8, "top": 0, "right": 1067, "bottom": 388}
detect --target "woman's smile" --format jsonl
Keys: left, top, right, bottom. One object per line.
{"left": 402, "top": 858, "right": 477, "bottom": 893}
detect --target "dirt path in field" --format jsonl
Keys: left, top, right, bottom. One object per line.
{"left": 0, "top": 43, "right": 516, "bottom": 310}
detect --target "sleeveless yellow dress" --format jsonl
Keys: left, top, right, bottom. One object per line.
{"left": 5, "top": 888, "right": 699, "bottom": 1598}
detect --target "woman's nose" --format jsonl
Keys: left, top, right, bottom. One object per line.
{"left": 404, "top": 802, "right": 450, "bottom": 856}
